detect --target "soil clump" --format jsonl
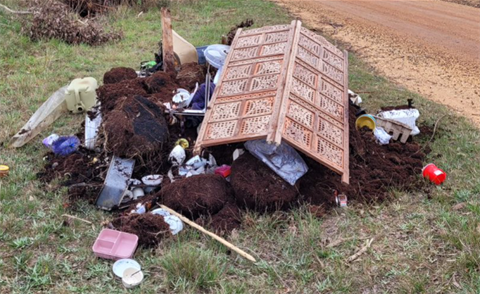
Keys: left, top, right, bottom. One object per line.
{"left": 102, "top": 95, "right": 169, "bottom": 157}
{"left": 111, "top": 213, "right": 171, "bottom": 247}
{"left": 230, "top": 152, "right": 299, "bottom": 212}
{"left": 97, "top": 78, "right": 147, "bottom": 114}
{"left": 176, "top": 63, "right": 206, "bottom": 91}
{"left": 225, "top": 19, "right": 254, "bottom": 45}
{"left": 103, "top": 67, "right": 138, "bottom": 84}
{"left": 159, "top": 174, "right": 233, "bottom": 219}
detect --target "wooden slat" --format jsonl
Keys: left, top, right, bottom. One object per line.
{"left": 161, "top": 8, "right": 175, "bottom": 75}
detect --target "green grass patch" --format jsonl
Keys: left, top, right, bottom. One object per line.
{"left": 1, "top": 0, "right": 480, "bottom": 293}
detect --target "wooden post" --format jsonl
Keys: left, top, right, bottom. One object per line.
{"left": 160, "top": 205, "right": 257, "bottom": 262}
{"left": 161, "top": 8, "right": 175, "bottom": 75}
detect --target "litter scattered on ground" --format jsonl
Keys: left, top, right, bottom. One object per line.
{"left": 92, "top": 228, "right": 139, "bottom": 260}
{"left": 0, "top": 165, "right": 10, "bottom": 177}
{"left": 422, "top": 163, "right": 447, "bottom": 185}
{"left": 377, "top": 108, "right": 420, "bottom": 135}
{"left": 25, "top": 15, "right": 441, "bottom": 285}
{"left": 245, "top": 139, "right": 308, "bottom": 186}
{"left": 112, "top": 259, "right": 141, "bottom": 278}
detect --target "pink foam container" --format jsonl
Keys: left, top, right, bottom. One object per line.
{"left": 92, "top": 229, "right": 138, "bottom": 260}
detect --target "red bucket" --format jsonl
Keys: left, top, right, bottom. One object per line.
{"left": 422, "top": 163, "right": 446, "bottom": 185}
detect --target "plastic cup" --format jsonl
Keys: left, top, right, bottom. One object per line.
{"left": 422, "top": 163, "right": 446, "bottom": 185}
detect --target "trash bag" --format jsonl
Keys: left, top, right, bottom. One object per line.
{"left": 244, "top": 139, "right": 308, "bottom": 186}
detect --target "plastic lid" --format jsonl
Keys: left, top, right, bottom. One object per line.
{"left": 204, "top": 45, "right": 230, "bottom": 68}
{"left": 0, "top": 165, "right": 9, "bottom": 171}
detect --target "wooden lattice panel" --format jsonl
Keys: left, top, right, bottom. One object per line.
{"left": 195, "top": 21, "right": 350, "bottom": 184}
{"left": 199, "top": 23, "right": 296, "bottom": 143}
{"left": 276, "top": 27, "right": 349, "bottom": 182}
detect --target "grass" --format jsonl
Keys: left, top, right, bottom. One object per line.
{"left": 1, "top": 0, "right": 480, "bottom": 293}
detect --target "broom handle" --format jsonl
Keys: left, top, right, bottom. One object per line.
{"left": 160, "top": 205, "right": 256, "bottom": 262}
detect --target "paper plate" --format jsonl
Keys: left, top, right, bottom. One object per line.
{"left": 113, "top": 259, "right": 141, "bottom": 278}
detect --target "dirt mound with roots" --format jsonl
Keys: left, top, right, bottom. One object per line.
{"left": 27, "top": 0, "right": 122, "bottom": 45}
{"left": 111, "top": 213, "right": 171, "bottom": 247}
{"left": 103, "top": 67, "right": 138, "bottom": 85}
{"left": 159, "top": 174, "right": 234, "bottom": 219}
{"left": 102, "top": 95, "right": 169, "bottom": 157}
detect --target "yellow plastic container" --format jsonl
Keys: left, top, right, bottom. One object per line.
{"left": 65, "top": 77, "right": 98, "bottom": 113}
{"left": 0, "top": 165, "right": 9, "bottom": 177}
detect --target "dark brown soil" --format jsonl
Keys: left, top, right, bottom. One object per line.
{"left": 230, "top": 152, "right": 299, "bottom": 212}
{"left": 176, "top": 63, "right": 206, "bottom": 91}
{"left": 159, "top": 174, "right": 234, "bottom": 219}
{"left": 145, "top": 71, "right": 178, "bottom": 95}
{"left": 103, "top": 67, "right": 138, "bottom": 84}
{"left": 225, "top": 19, "right": 254, "bottom": 45}
{"left": 102, "top": 95, "right": 169, "bottom": 157}
{"left": 298, "top": 105, "right": 426, "bottom": 205}
{"left": 97, "top": 78, "right": 147, "bottom": 114}
{"left": 208, "top": 202, "right": 242, "bottom": 233}
{"left": 37, "top": 148, "right": 107, "bottom": 205}
{"left": 110, "top": 213, "right": 171, "bottom": 247}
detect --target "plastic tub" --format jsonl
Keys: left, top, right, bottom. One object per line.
{"left": 196, "top": 46, "right": 208, "bottom": 65}
{"left": 204, "top": 45, "right": 230, "bottom": 69}
{"left": 215, "top": 165, "right": 231, "bottom": 178}
{"left": 92, "top": 229, "right": 138, "bottom": 260}
{"left": 422, "top": 163, "right": 446, "bottom": 185}
{"left": 122, "top": 267, "right": 144, "bottom": 288}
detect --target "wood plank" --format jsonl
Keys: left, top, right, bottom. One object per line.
{"left": 161, "top": 8, "right": 175, "bottom": 74}
{"left": 341, "top": 50, "right": 350, "bottom": 184}
{"left": 9, "top": 86, "right": 68, "bottom": 148}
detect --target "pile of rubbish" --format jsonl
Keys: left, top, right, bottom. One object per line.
{"left": 7, "top": 16, "right": 447, "bottom": 288}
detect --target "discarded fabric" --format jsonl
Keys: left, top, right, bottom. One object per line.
{"left": 51, "top": 136, "right": 80, "bottom": 156}
{"left": 191, "top": 82, "right": 215, "bottom": 110}
{"left": 244, "top": 139, "right": 308, "bottom": 186}
{"left": 42, "top": 134, "right": 59, "bottom": 149}
{"left": 374, "top": 127, "right": 392, "bottom": 145}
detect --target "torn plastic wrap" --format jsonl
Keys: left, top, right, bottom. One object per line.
{"left": 244, "top": 139, "right": 308, "bottom": 186}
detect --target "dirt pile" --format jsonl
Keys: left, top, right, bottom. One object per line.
{"left": 38, "top": 148, "right": 107, "bottom": 205}
{"left": 103, "top": 67, "right": 138, "bottom": 85}
{"left": 103, "top": 95, "right": 169, "bottom": 157}
{"left": 62, "top": 0, "right": 162, "bottom": 17}
{"left": 230, "top": 152, "right": 299, "bottom": 211}
{"left": 111, "top": 213, "right": 171, "bottom": 247}
{"left": 159, "top": 174, "right": 234, "bottom": 219}
{"left": 145, "top": 71, "right": 178, "bottom": 94}
{"left": 299, "top": 105, "right": 426, "bottom": 205}
{"left": 97, "top": 78, "right": 147, "bottom": 113}
{"left": 27, "top": 0, "right": 122, "bottom": 45}
{"left": 176, "top": 63, "right": 206, "bottom": 91}
{"left": 224, "top": 19, "right": 254, "bottom": 45}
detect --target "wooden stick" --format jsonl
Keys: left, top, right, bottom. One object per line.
{"left": 62, "top": 214, "right": 94, "bottom": 228}
{"left": 0, "top": 4, "right": 31, "bottom": 14}
{"left": 347, "top": 237, "right": 374, "bottom": 262}
{"left": 161, "top": 8, "right": 175, "bottom": 75}
{"left": 160, "top": 205, "right": 257, "bottom": 262}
